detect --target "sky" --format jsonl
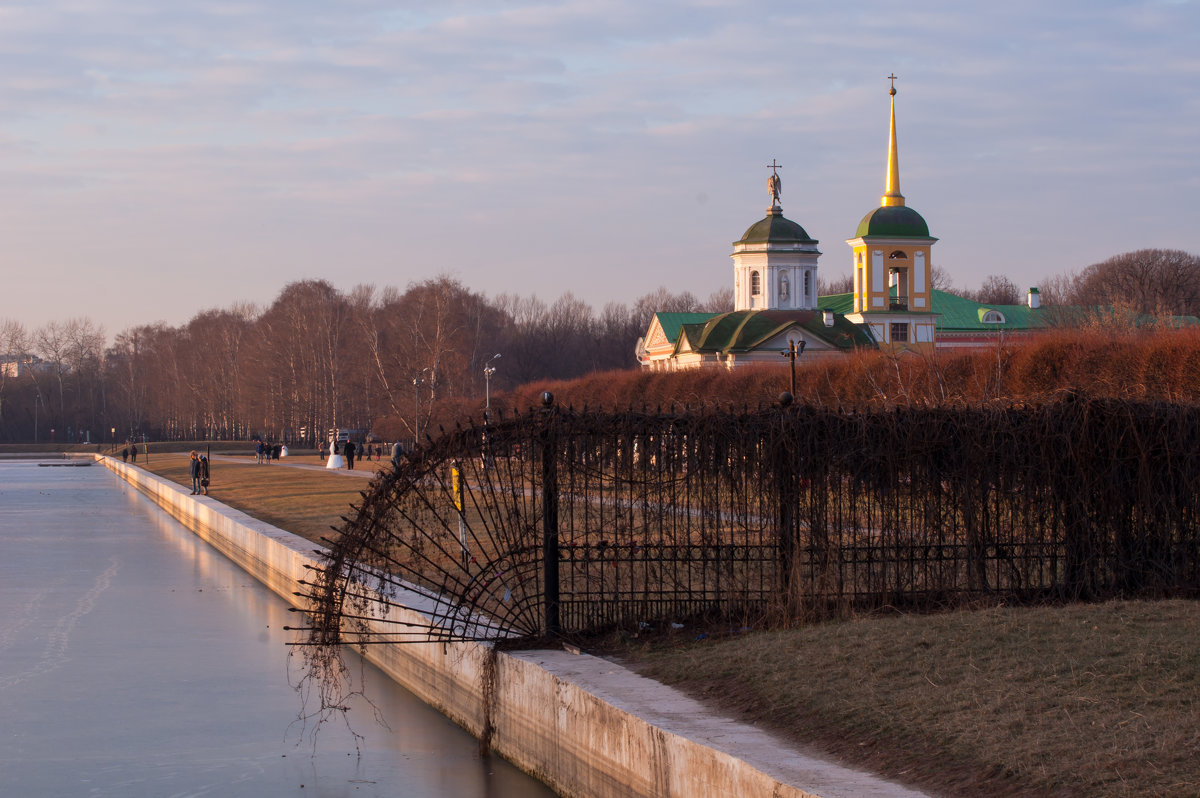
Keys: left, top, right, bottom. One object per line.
{"left": 1, "top": 0, "right": 1197, "bottom": 338}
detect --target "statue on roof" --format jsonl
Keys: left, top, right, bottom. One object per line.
{"left": 767, "top": 159, "right": 782, "bottom": 207}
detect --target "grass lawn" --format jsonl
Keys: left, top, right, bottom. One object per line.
{"left": 616, "top": 601, "right": 1200, "bottom": 798}
{"left": 135, "top": 452, "right": 1200, "bottom": 798}
{"left": 140, "top": 452, "right": 388, "bottom": 544}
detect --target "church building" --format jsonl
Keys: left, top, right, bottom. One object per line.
{"left": 638, "top": 77, "right": 927, "bottom": 369}
{"left": 636, "top": 75, "right": 1188, "bottom": 370}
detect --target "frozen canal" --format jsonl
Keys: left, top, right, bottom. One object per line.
{"left": 0, "top": 460, "right": 557, "bottom": 798}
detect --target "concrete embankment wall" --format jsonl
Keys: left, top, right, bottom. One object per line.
{"left": 97, "top": 456, "right": 919, "bottom": 798}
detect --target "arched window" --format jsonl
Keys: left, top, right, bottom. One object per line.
{"left": 982, "top": 310, "right": 1006, "bottom": 324}
{"left": 750, "top": 271, "right": 761, "bottom": 295}
{"left": 888, "top": 250, "right": 908, "bottom": 259}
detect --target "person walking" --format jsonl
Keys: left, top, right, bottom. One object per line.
{"left": 121, "top": 447, "right": 129, "bottom": 463}
{"left": 344, "top": 439, "right": 357, "bottom": 470}
{"left": 199, "top": 455, "right": 211, "bottom": 495}
{"left": 188, "top": 451, "right": 202, "bottom": 494}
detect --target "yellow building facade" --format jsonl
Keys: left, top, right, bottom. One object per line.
{"left": 845, "top": 77, "right": 939, "bottom": 353}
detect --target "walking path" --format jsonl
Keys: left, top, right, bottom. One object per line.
{"left": 210, "top": 453, "right": 380, "bottom": 477}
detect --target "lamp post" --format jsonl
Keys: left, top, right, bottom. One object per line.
{"left": 483, "top": 353, "right": 500, "bottom": 422}
{"left": 781, "top": 339, "right": 806, "bottom": 396}
{"left": 33, "top": 390, "right": 46, "bottom": 444}
{"left": 412, "top": 367, "right": 430, "bottom": 449}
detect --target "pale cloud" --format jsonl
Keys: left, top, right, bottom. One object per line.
{"left": 0, "top": 0, "right": 1196, "bottom": 334}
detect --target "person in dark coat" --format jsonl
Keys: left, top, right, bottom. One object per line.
{"left": 188, "top": 451, "right": 202, "bottom": 494}
{"left": 121, "top": 447, "right": 129, "bottom": 463}
{"left": 344, "top": 440, "right": 357, "bottom": 470}
{"left": 199, "top": 455, "right": 210, "bottom": 495}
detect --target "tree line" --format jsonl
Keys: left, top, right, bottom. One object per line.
{"left": 3, "top": 248, "right": 1195, "bottom": 445}
{"left": 819, "top": 248, "right": 1200, "bottom": 314}
{"left": 0, "top": 277, "right": 729, "bottom": 445}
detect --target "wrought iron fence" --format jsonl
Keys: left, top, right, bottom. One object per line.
{"left": 297, "top": 394, "right": 1200, "bottom": 649}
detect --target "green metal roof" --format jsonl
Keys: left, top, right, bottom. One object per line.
{"left": 819, "top": 289, "right": 1046, "bottom": 332}
{"left": 736, "top": 208, "right": 817, "bottom": 246}
{"left": 931, "top": 291, "right": 1044, "bottom": 331}
{"left": 677, "top": 309, "right": 875, "bottom": 354}
{"left": 854, "top": 205, "right": 932, "bottom": 238}
{"left": 820, "top": 289, "right": 1200, "bottom": 333}
{"left": 819, "top": 292, "right": 854, "bottom": 315}
{"left": 652, "top": 312, "right": 717, "bottom": 343}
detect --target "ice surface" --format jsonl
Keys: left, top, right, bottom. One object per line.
{"left": 0, "top": 461, "right": 554, "bottom": 798}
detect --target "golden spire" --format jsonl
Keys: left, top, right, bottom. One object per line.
{"left": 881, "top": 73, "right": 905, "bottom": 208}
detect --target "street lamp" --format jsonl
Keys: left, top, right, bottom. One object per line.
{"left": 483, "top": 353, "right": 500, "bottom": 422}
{"left": 412, "top": 367, "right": 430, "bottom": 449}
{"left": 33, "top": 391, "right": 45, "bottom": 444}
{"left": 781, "top": 339, "right": 806, "bottom": 396}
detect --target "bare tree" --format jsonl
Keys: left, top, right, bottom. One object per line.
{"left": 1036, "top": 272, "right": 1075, "bottom": 306}
{"left": 0, "top": 320, "right": 30, "bottom": 430}
{"left": 64, "top": 318, "right": 106, "bottom": 441}
{"left": 595, "top": 301, "right": 642, "bottom": 370}
{"left": 34, "top": 321, "right": 72, "bottom": 421}
{"left": 257, "top": 280, "right": 349, "bottom": 441}
{"left": 1071, "top": 249, "right": 1200, "bottom": 317}
{"left": 632, "top": 287, "right": 702, "bottom": 320}
{"left": 701, "top": 287, "right": 734, "bottom": 312}
{"left": 967, "top": 274, "right": 1021, "bottom": 306}
{"left": 817, "top": 274, "right": 853, "bottom": 296}
{"left": 929, "top": 265, "right": 955, "bottom": 292}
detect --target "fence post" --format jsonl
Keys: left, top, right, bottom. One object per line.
{"left": 776, "top": 393, "right": 797, "bottom": 599}
{"left": 540, "top": 392, "right": 561, "bottom": 636}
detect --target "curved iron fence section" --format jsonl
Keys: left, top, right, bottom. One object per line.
{"left": 299, "top": 397, "right": 1200, "bottom": 647}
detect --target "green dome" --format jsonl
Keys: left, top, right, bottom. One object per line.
{"left": 736, "top": 208, "right": 817, "bottom": 246}
{"left": 855, "top": 205, "right": 930, "bottom": 238}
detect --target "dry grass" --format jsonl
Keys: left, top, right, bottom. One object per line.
{"left": 141, "top": 452, "right": 389, "bottom": 544}
{"left": 135, "top": 452, "right": 1200, "bottom": 797}
{"left": 472, "top": 327, "right": 1200, "bottom": 418}
{"left": 619, "top": 601, "right": 1200, "bottom": 798}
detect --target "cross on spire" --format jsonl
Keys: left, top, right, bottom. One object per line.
{"left": 888, "top": 73, "right": 897, "bottom": 96}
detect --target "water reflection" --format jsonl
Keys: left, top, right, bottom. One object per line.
{"left": 0, "top": 462, "right": 556, "bottom": 798}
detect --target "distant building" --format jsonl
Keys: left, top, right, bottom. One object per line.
{"left": 639, "top": 77, "right": 927, "bottom": 369}
{"left": 638, "top": 77, "right": 1170, "bottom": 371}
{"left": 0, "top": 353, "right": 42, "bottom": 378}
{"left": 822, "top": 287, "right": 1053, "bottom": 348}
